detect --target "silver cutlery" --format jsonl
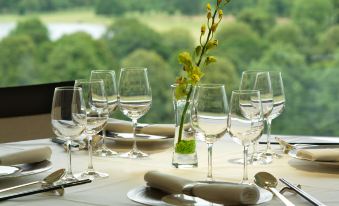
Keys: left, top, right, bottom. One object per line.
{"left": 0, "top": 179, "right": 91, "bottom": 201}
{"left": 0, "top": 169, "right": 65, "bottom": 193}
{"left": 279, "top": 178, "right": 326, "bottom": 206}
{"left": 255, "top": 172, "right": 295, "bottom": 206}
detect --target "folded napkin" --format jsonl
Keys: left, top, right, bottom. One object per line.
{"left": 0, "top": 146, "right": 52, "bottom": 166}
{"left": 105, "top": 119, "right": 175, "bottom": 137}
{"left": 144, "top": 171, "right": 259, "bottom": 205}
{"left": 297, "top": 148, "right": 339, "bottom": 162}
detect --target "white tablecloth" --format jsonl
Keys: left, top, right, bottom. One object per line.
{"left": 1, "top": 136, "right": 339, "bottom": 206}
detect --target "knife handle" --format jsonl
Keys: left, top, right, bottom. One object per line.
{"left": 279, "top": 178, "right": 326, "bottom": 206}
{"left": 0, "top": 179, "right": 91, "bottom": 201}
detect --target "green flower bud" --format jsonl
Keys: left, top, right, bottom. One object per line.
{"left": 201, "top": 24, "right": 206, "bottom": 35}
{"left": 207, "top": 11, "right": 212, "bottom": 19}
{"left": 204, "top": 56, "right": 217, "bottom": 66}
{"left": 206, "top": 3, "right": 211, "bottom": 11}
{"left": 206, "top": 39, "right": 218, "bottom": 50}
{"left": 218, "top": 9, "right": 223, "bottom": 19}
{"left": 211, "top": 23, "right": 218, "bottom": 32}
{"left": 178, "top": 52, "right": 192, "bottom": 66}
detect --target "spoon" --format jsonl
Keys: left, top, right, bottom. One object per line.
{"left": 0, "top": 169, "right": 65, "bottom": 193}
{"left": 255, "top": 172, "right": 295, "bottom": 206}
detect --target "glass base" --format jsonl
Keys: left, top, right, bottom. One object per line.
{"left": 119, "top": 149, "right": 148, "bottom": 159}
{"left": 228, "top": 157, "right": 262, "bottom": 165}
{"left": 260, "top": 150, "right": 282, "bottom": 164}
{"left": 94, "top": 145, "right": 118, "bottom": 157}
{"left": 56, "top": 173, "right": 78, "bottom": 184}
{"left": 172, "top": 152, "right": 198, "bottom": 168}
{"left": 77, "top": 170, "right": 109, "bottom": 180}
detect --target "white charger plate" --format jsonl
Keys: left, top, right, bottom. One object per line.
{"left": 289, "top": 145, "right": 339, "bottom": 167}
{"left": 127, "top": 185, "right": 272, "bottom": 206}
{"left": 0, "top": 160, "right": 52, "bottom": 179}
{"left": 107, "top": 132, "right": 173, "bottom": 144}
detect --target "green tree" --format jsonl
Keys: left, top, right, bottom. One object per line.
{"left": 252, "top": 43, "right": 313, "bottom": 135}
{"left": 308, "top": 68, "right": 339, "bottom": 136}
{"left": 200, "top": 57, "right": 239, "bottom": 97}
{"left": 104, "top": 18, "right": 166, "bottom": 60}
{"left": 42, "top": 32, "right": 115, "bottom": 82}
{"left": 291, "top": 0, "right": 334, "bottom": 39}
{"left": 10, "top": 18, "right": 49, "bottom": 45}
{"left": 162, "top": 28, "right": 195, "bottom": 66}
{"left": 215, "top": 22, "right": 263, "bottom": 74}
{"left": 237, "top": 8, "right": 276, "bottom": 36}
{"left": 0, "top": 35, "right": 37, "bottom": 86}
{"left": 121, "top": 49, "right": 175, "bottom": 123}
{"left": 267, "top": 22, "right": 305, "bottom": 51}
{"left": 257, "top": 0, "right": 292, "bottom": 17}
{"left": 318, "top": 25, "right": 339, "bottom": 54}
{"left": 95, "top": 0, "right": 126, "bottom": 16}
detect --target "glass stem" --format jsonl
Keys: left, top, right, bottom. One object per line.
{"left": 266, "top": 118, "right": 272, "bottom": 153}
{"left": 132, "top": 119, "right": 138, "bottom": 152}
{"left": 252, "top": 141, "right": 258, "bottom": 161}
{"left": 102, "top": 129, "right": 106, "bottom": 147}
{"left": 207, "top": 143, "right": 213, "bottom": 181}
{"left": 66, "top": 139, "right": 73, "bottom": 177}
{"left": 87, "top": 135, "right": 94, "bottom": 172}
{"left": 242, "top": 145, "right": 249, "bottom": 184}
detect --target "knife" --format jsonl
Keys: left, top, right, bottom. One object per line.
{"left": 279, "top": 178, "right": 326, "bottom": 206}
{"left": 0, "top": 179, "right": 91, "bottom": 201}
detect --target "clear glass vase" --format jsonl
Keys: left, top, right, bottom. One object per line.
{"left": 171, "top": 84, "right": 198, "bottom": 168}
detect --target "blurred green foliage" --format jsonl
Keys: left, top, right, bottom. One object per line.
{"left": 0, "top": 0, "right": 338, "bottom": 136}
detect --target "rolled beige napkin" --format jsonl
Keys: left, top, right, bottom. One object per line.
{"left": 297, "top": 148, "right": 339, "bottom": 161}
{"left": 105, "top": 119, "right": 175, "bottom": 137}
{"left": 144, "top": 171, "right": 259, "bottom": 205}
{"left": 0, "top": 146, "right": 52, "bottom": 166}
{"left": 144, "top": 171, "right": 194, "bottom": 194}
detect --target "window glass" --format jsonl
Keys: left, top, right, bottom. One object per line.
{"left": 0, "top": 0, "right": 338, "bottom": 136}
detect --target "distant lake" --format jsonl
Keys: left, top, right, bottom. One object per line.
{"left": 0, "top": 23, "right": 107, "bottom": 40}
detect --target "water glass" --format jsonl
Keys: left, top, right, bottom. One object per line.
{"left": 90, "top": 70, "right": 118, "bottom": 157}
{"left": 51, "top": 86, "right": 86, "bottom": 183}
{"left": 75, "top": 79, "right": 109, "bottom": 179}
{"left": 191, "top": 84, "right": 228, "bottom": 181}
{"left": 118, "top": 67, "right": 152, "bottom": 158}
{"left": 228, "top": 90, "right": 264, "bottom": 184}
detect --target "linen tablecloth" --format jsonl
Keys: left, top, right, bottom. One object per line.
{"left": 1, "top": 136, "right": 339, "bottom": 206}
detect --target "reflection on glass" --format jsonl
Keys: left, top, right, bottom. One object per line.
{"left": 228, "top": 90, "right": 264, "bottom": 184}
{"left": 75, "top": 79, "right": 109, "bottom": 179}
{"left": 90, "top": 70, "right": 118, "bottom": 157}
{"left": 191, "top": 84, "right": 228, "bottom": 181}
{"left": 51, "top": 86, "right": 86, "bottom": 183}
{"left": 118, "top": 67, "right": 152, "bottom": 159}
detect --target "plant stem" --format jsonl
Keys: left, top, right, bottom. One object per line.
{"left": 197, "top": 7, "right": 218, "bottom": 67}
{"left": 177, "top": 6, "right": 219, "bottom": 144}
{"left": 178, "top": 86, "right": 193, "bottom": 142}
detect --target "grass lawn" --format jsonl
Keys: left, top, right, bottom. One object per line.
{"left": 0, "top": 9, "right": 234, "bottom": 38}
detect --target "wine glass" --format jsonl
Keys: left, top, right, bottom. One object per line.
{"left": 74, "top": 79, "right": 109, "bottom": 179}
{"left": 228, "top": 90, "right": 264, "bottom": 184}
{"left": 191, "top": 84, "right": 228, "bottom": 181}
{"left": 90, "top": 70, "right": 118, "bottom": 157}
{"left": 51, "top": 87, "right": 86, "bottom": 183}
{"left": 240, "top": 71, "right": 273, "bottom": 164}
{"left": 118, "top": 67, "right": 152, "bottom": 159}
{"left": 261, "top": 71, "right": 285, "bottom": 163}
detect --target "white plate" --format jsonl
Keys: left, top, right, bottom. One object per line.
{"left": 107, "top": 133, "right": 173, "bottom": 144}
{"left": 289, "top": 145, "right": 339, "bottom": 167}
{"left": 127, "top": 185, "right": 272, "bottom": 206}
{"left": 0, "top": 166, "right": 20, "bottom": 177}
{"left": 0, "top": 160, "right": 52, "bottom": 179}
